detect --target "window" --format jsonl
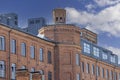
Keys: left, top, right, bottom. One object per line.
{"left": 21, "top": 66, "right": 26, "bottom": 69}
{"left": 76, "top": 54, "right": 80, "bottom": 66}
{"left": 56, "top": 17, "right": 58, "bottom": 21}
{"left": 40, "top": 48, "right": 44, "bottom": 62}
{"left": 11, "top": 63, "right": 16, "bottom": 80}
{"left": 110, "top": 70, "right": 113, "bottom": 80}
{"left": 102, "top": 68, "right": 104, "bottom": 78}
{"left": 0, "top": 61, "right": 5, "bottom": 77}
{"left": 86, "top": 63, "right": 90, "bottom": 73}
{"left": 93, "top": 47, "right": 99, "bottom": 57}
{"left": 11, "top": 39, "right": 16, "bottom": 54}
{"left": 92, "top": 64, "right": 95, "bottom": 75}
{"left": 83, "top": 43, "right": 90, "bottom": 54}
{"left": 114, "top": 72, "right": 117, "bottom": 80}
{"left": 39, "top": 70, "right": 44, "bottom": 75}
{"left": 0, "top": 36, "right": 5, "bottom": 51}
{"left": 30, "top": 46, "right": 35, "bottom": 59}
{"left": 119, "top": 73, "right": 120, "bottom": 80}
{"left": 48, "top": 71, "right": 52, "bottom": 80}
{"left": 36, "top": 20, "right": 40, "bottom": 23}
{"left": 48, "top": 51, "right": 52, "bottom": 64}
{"left": 81, "top": 62, "right": 84, "bottom": 72}
{"left": 30, "top": 21, "right": 34, "bottom": 24}
{"left": 102, "top": 52, "right": 108, "bottom": 60}
{"left": 111, "top": 55, "right": 115, "bottom": 63}
{"left": 31, "top": 67, "right": 35, "bottom": 72}
{"left": 21, "top": 43, "right": 26, "bottom": 56}
{"left": 76, "top": 73, "right": 80, "bottom": 80}
{"left": 106, "top": 69, "right": 109, "bottom": 79}
{"left": 96, "top": 66, "right": 100, "bottom": 76}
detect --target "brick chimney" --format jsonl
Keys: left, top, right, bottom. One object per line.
{"left": 32, "top": 72, "right": 42, "bottom": 80}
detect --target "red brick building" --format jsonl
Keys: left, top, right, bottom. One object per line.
{"left": 0, "top": 8, "right": 120, "bottom": 80}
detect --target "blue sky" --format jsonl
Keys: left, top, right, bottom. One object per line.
{"left": 0, "top": 0, "right": 120, "bottom": 62}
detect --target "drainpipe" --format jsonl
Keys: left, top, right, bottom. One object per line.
{"left": 8, "top": 29, "right": 12, "bottom": 80}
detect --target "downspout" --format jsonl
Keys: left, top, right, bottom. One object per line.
{"left": 8, "top": 29, "right": 12, "bottom": 80}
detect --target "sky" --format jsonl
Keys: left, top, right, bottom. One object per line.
{"left": 0, "top": 0, "right": 120, "bottom": 63}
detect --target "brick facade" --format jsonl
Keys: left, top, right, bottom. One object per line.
{"left": 0, "top": 8, "right": 120, "bottom": 80}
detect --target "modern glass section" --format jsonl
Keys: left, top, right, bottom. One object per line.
{"left": 40, "top": 48, "right": 44, "bottom": 62}
{"left": 11, "top": 63, "right": 16, "bottom": 80}
{"left": 30, "top": 46, "right": 35, "bottom": 59}
{"left": 93, "top": 47, "right": 99, "bottom": 57}
{"left": 83, "top": 43, "right": 90, "bottom": 54}
{"left": 21, "top": 43, "right": 26, "bottom": 56}
{"left": 0, "top": 61, "right": 5, "bottom": 77}
{"left": 11, "top": 39, "right": 16, "bottom": 54}
{"left": 0, "top": 36, "right": 5, "bottom": 51}
{"left": 76, "top": 54, "right": 80, "bottom": 66}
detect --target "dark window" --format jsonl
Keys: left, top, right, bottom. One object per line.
{"left": 56, "top": 17, "right": 58, "bottom": 21}
{"left": 30, "top": 21, "right": 34, "bottom": 24}
{"left": 15, "top": 16, "right": 17, "bottom": 20}
{"left": 48, "top": 71, "right": 52, "bottom": 80}
{"left": 60, "top": 17, "right": 62, "bottom": 20}
{"left": 7, "top": 19, "right": 9, "bottom": 25}
{"left": 48, "top": 51, "right": 52, "bottom": 64}
{"left": 36, "top": 20, "right": 40, "bottom": 23}
{"left": 15, "top": 21, "right": 18, "bottom": 25}
{"left": 81, "top": 62, "right": 84, "bottom": 72}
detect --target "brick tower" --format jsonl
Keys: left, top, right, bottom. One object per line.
{"left": 39, "top": 8, "right": 81, "bottom": 80}
{"left": 53, "top": 8, "right": 66, "bottom": 24}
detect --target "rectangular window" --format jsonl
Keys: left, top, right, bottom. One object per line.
{"left": 111, "top": 55, "right": 115, "bottom": 63}
{"left": 102, "top": 68, "right": 104, "bottom": 78}
{"left": 0, "top": 36, "right": 5, "bottom": 51}
{"left": 76, "top": 54, "right": 80, "bottom": 66}
{"left": 110, "top": 70, "right": 113, "bottom": 80}
{"left": 40, "top": 48, "right": 44, "bottom": 62}
{"left": 119, "top": 73, "right": 120, "bottom": 80}
{"left": 21, "top": 43, "right": 26, "bottom": 56}
{"left": 48, "top": 51, "right": 52, "bottom": 64}
{"left": 96, "top": 66, "right": 100, "bottom": 76}
{"left": 81, "top": 62, "right": 84, "bottom": 72}
{"left": 30, "top": 46, "right": 35, "bottom": 59}
{"left": 86, "top": 63, "right": 90, "bottom": 73}
{"left": 0, "top": 61, "right": 5, "bottom": 77}
{"left": 102, "top": 52, "right": 108, "bottom": 60}
{"left": 48, "top": 71, "right": 52, "bottom": 80}
{"left": 93, "top": 47, "right": 99, "bottom": 57}
{"left": 11, "top": 63, "right": 16, "bottom": 80}
{"left": 106, "top": 69, "right": 109, "bottom": 79}
{"left": 92, "top": 64, "right": 95, "bottom": 75}
{"left": 76, "top": 73, "right": 80, "bottom": 80}
{"left": 83, "top": 43, "right": 90, "bottom": 54}
{"left": 11, "top": 39, "right": 16, "bottom": 54}
{"left": 114, "top": 72, "right": 117, "bottom": 80}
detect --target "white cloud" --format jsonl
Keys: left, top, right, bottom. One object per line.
{"left": 85, "top": 4, "right": 96, "bottom": 10}
{"left": 65, "top": 3, "right": 120, "bottom": 37}
{"left": 106, "top": 46, "right": 120, "bottom": 64}
{"left": 94, "top": 0, "right": 120, "bottom": 6}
